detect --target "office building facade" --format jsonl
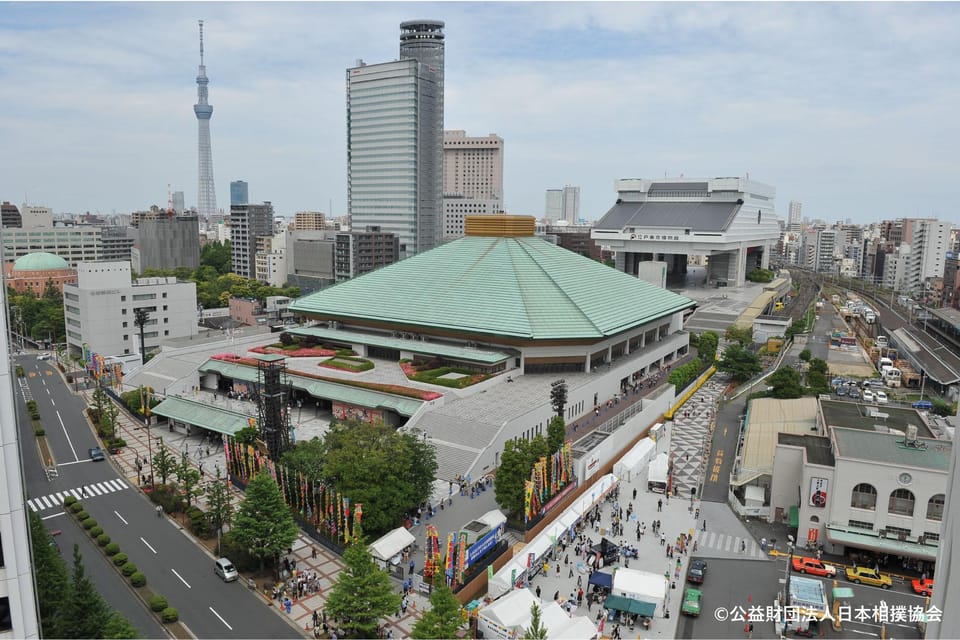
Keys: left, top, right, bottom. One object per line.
{"left": 347, "top": 20, "right": 444, "bottom": 258}
{"left": 136, "top": 216, "right": 201, "bottom": 272}
{"left": 230, "top": 202, "right": 274, "bottom": 278}
{"left": 334, "top": 226, "right": 400, "bottom": 282}
{"left": 230, "top": 180, "right": 249, "bottom": 207}
{"left": 294, "top": 211, "right": 327, "bottom": 231}
{"left": 1, "top": 226, "right": 133, "bottom": 268}
{"left": 544, "top": 186, "right": 580, "bottom": 224}
{"left": 442, "top": 130, "right": 504, "bottom": 240}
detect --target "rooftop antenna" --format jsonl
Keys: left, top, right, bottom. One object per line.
{"left": 199, "top": 19, "right": 204, "bottom": 66}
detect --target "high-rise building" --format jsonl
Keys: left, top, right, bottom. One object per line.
{"left": 347, "top": 20, "right": 444, "bottom": 258}
{"left": 230, "top": 202, "right": 274, "bottom": 278}
{"left": 230, "top": 180, "right": 249, "bottom": 207}
{"left": 135, "top": 215, "right": 201, "bottom": 272}
{"left": 1, "top": 201, "right": 21, "bottom": 228}
{"left": 334, "top": 226, "right": 400, "bottom": 282}
{"left": 194, "top": 20, "right": 217, "bottom": 221}
{"left": 442, "top": 130, "right": 504, "bottom": 240}
{"left": 0, "top": 286, "right": 41, "bottom": 640}
{"left": 172, "top": 191, "right": 185, "bottom": 215}
{"left": 787, "top": 200, "right": 802, "bottom": 233}
{"left": 544, "top": 186, "right": 580, "bottom": 223}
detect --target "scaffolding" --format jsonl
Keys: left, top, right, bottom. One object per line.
{"left": 255, "top": 354, "right": 292, "bottom": 461}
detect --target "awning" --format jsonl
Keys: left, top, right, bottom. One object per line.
{"left": 789, "top": 506, "right": 799, "bottom": 528}
{"left": 825, "top": 525, "right": 937, "bottom": 561}
{"left": 604, "top": 595, "right": 656, "bottom": 617}
{"left": 588, "top": 572, "right": 613, "bottom": 590}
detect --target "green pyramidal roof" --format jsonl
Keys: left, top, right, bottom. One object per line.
{"left": 290, "top": 235, "right": 695, "bottom": 340}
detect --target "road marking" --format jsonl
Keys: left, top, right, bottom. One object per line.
{"left": 57, "top": 460, "right": 88, "bottom": 466}
{"left": 141, "top": 537, "right": 157, "bottom": 554}
{"left": 46, "top": 387, "right": 50, "bottom": 394}
{"left": 41, "top": 512, "right": 66, "bottom": 521}
{"left": 209, "top": 607, "right": 233, "bottom": 630}
{"left": 107, "top": 479, "right": 126, "bottom": 491}
{"left": 87, "top": 484, "right": 104, "bottom": 496}
{"left": 50, "top": 399, "right": 55, "bottom": 406}
{"left": 115, "top": 510, "right": 128, "bottom": 525}
{"left": 56, "top": 410, "right": 79, "bottom": 461}
{"left": 171, "top": 569, "right": 192, "bottom": 588}
{"left": 29, "top": 480, "right": 130, "bottom": 512}
{"left": 723, "top": 427, "right": 727, "bottom": 436}
{"left": 848, "top": 630, "right": 877, "bottom": 636}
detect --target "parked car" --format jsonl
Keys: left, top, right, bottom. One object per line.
{"left": 88, "top": 447, "right": 105, "bottom": 462}
{"left": 845, "top": 566, "right": 892, "bottom": 589}
{"left": 831, "top": 377, "right": 846, "bottom": 387}
{"left": 862, "top": 389, "right": 875, "bottom": 403}
{"left": 681, "top": 588, "right": 702, "bottom": 617}
{"left": 875, "top": 391, "right": 889, "bottom": 404}
{"left": 861, "top": 379, "right": 885, "bottom": 389}
{"left": 912, "top": 400, "right": 934, "bottom": 411}
{"left": 687, "top": 559, "right": 708, "bottom": 584}
{"left": 848, "top": 388, "right": 860, "bottom": 400}
{"left": 791, "top": 556, "right": 838, "bottom": 577}
{"left": 214, "top": 557, "right": 239, "bottom": 582}
{"left": 836, "top": 385, "right": 848, "bottom": 397}
{"left": 911, "top": 578, "right": 934, "bottom": 597}
{"left": 37, "top": 353, "right": 51, "bottom": 361}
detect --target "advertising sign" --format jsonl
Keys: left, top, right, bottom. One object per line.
{"left": 465, "top": 523, "right": 504, "bottom": 568}
{"left": 809, "top": 477, "right": 828, "bottom": 507}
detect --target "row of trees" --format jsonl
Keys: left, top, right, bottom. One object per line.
{"left": 6, "top": 282, "right": 65, "bottom": 344}
{"left": 30, "top": 511, "right": 139, "bottom": 638}
{"left": 494, "top": 415, "right": 567, "bottom": 515}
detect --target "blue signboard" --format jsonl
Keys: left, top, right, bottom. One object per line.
{"left": 465, "top": 524, "right": 504, "bottom": 568}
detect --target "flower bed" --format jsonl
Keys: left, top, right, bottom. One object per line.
{"left": 250, "top": 346, "right": 336, "bottom": 358}
{"left": 398, "top": 360, "right": 493, "bottom": 389}
{"left": 319, "top": 357, "right": 375, "bottom": 373}
{"left": 210, "top": 354, "right": 441, "bottom": 401}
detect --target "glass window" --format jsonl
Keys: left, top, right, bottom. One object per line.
{"left": 889, "top": 488, "right": 915, "bottom": 516}
{"left": 851, "top": 483, "right": 877, "bottom": 510}
{"left": 926, "top": 494, "right": 945, "bottom": 521}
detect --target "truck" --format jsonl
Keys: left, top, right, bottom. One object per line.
{"left": 883, "top": 367, "right": 902, "bottom": 388}
{"left": 875, "top": 335, "right": 889, "bottom": 349}
{"left": 864, "top": 310, "right": 876, "bottom": 324}
{"left": 893, "top": 359, "right": 921, "bottom": 388}
{"left": 647, "top": 452, "right": 669, "bottom": 493}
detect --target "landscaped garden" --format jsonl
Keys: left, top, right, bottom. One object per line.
{"left": 399, "top": 359, "right": 496, "bottom": 389}
{"left": 249, "top": 332, "right": 359, "bottom": 358}
{"left": 319, "top": 356, "right": 375, "bottom": 373}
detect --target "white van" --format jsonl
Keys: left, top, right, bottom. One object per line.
{"left": 214, "top": 557, "right": 238, "bottom": 582}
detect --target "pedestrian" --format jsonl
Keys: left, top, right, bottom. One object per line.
{"left": 747, "top": 622, "right": 754, "bottom": 638}
{"left": 312, "top": 546, "right": 318, "bottom": 560}
{"left": 702, "top": 519, "right": 707, "bottom": 532}
{"left": 409, "top": 559, "right": 415, "bottom": 576}
{"left": 536, "top": 585, "right": 541, "bottom": 598}
{"left": 657, "top": 498, "right": 663, "bottom": 512}
{"left": 741, "top": 540, "right": 746, "bottom": 553}
{"left": 156, "top": 504, "right": 163, "bottom": 518}
{"left": 556, "top": 563, "right": 560, "bottom": 576}
{"left": 632, "top": 488, "right": 637, "bottom": 500}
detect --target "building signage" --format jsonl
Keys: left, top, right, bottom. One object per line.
{"left": 809, "top": 477, "right": 828, "bottom": 507}
{"left": 543, "top": 480, "right": 577, "bottom": 514}
{"left": 465, "top": 523, "right": 503, "bottom": 569}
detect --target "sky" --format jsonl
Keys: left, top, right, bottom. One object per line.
{"left": 2, "top": 2, "right": 959, "bottom": 226}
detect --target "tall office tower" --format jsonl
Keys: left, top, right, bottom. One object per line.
{"left": 194, "top": 20, "right": 217, "bottom": 220}
{"left": 230, "top": 202, "right": 274, "bottom": 278}
{"left": 347, "top": 20, "right": 444, "bottom": 258}
{"left": 544, "top": 186, "right": 580, "bottom": 223}
{"left": 230, "top": 180, "right": 249, "bottom": 207}
{"left": 0, "top": 286, "right": 41, "bottom": 640}
{"left": 442, "top": 130, "right": 504, "bottom": 239}
{"left": 787, "top": 200, "right": 802, "bottom": 233}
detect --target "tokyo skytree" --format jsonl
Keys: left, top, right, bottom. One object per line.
{"left": 194, "top": 20, "right": 217, "bottom": 219}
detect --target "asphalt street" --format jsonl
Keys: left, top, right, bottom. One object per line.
{"left": 677, "top": 556, "right": 925, "bottom": 639}
{"left": 17, "top": 355, "right": 302, "bottom": 640}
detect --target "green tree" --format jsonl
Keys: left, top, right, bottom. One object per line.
{"left": 806, "top": 370, "right": 831, "bottom": 395}
{"left": 410, "top": 581, "right": 463, "bottom": 639}
{"left": 231, "top": 470, "right": 299, "bottom": 570}
{"left": 55, "top": 545, "right": 114, "bottom": 639}
{"left": 546, "top": 416, "right": 566, "bottom": 454}
{"left": 769, "top": 367, "right": 803, "bottom": 399}
{"left": 133, "top": 308, "right": 151, "bottom": 364}
{"left": 280, "top": 437, "right": 326, "bottom": 479}
{"left": 152, "top": 440, "right": 177, "bottom": 485}
{"left": 717, "top": 345, "right": 762, "bottom": 382}
{"left": 724, "top": 325, "right": 754, "bottom": 347}
{"left": 799, "top": 349, "right": 812, "bottom": 362}
{"left": 785, "top": 318, "right": 807, "bottom": 339}
{"left": 205, "top": 468, "right": 234, "bottom": 543}
{"left": 523, "top": 602, "right": 549, "bottom": 640}
{"left": 549, "top": 380, "right": 568, "bottom": 418}
{"left": 182, "top": 467, "right": 204, "bottom": 509}
{"left": 319, "top": 420, "right": 437, "bottom": 537}
{"left": 29, "top": 510, "right": 69, "bottom": 636}
{"left": 494, "top": 435, "right": 549, "bottom": 515}
{"left": 201, "top": 239, "right": 233, "bottom": 274}
{"left": 325, "top": 534, "right": 401, "bottom": 638}
{"left": 808, "top": 358, "right": 829, "bottom": 375}
{"left": 102, "top": 611, "right": 140, "bottom": 639}
{"left": 697, "top": 331, "right": 719, "bottom": 363}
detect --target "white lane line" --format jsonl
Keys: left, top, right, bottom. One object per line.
{"left": 46, "top": 387, "right": 50, "bottom": 394}
{"left": 41, "top": 512, "right": 66, "bottom": 521}
{"left": 88, "top": 484, "right": 105, "bottom": 496}
{"left": 849, "top": 630, "right": 878, "bottom": 637}
{"left": 141, "top": 537, "right": 157, "bottom": 554}
{"left": 114, "top": 510, "right": 128, "bottom": 525}
{"left": 57, "top": 460, "right": 87, "bottom": 466}
{"left": 50, "top": 399, "right": 55, "bottom": 406}
{"left": 27, "top": 500, "right": 39, "bottom": 512}
{"left": 171, "top": 569, "right": 192, "bottom": 588}
{"left": 108, "top": 479, "right": 127, "bottom": 491}
{"left": 68, "top": 489, "right": 81, "bottom": 500}
{"left": 54, "top": 492, "right": 65, "bottom": 503}
{"left": 209, "top": 607, "right": 233, "bottom": 631}
{"left": 40, "top": 496, "right": 54, "bottom": 509}
{"left": 56, "top": 410, "right": 79, "bottom": 461}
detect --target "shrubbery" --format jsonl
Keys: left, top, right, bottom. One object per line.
{"left": 97, "top": 534, "right": 111, "bottom": 547}
{"left": 121, "top": 562, "right": 138, "bottom": 577}
{"left": 668, "top": 358, "right": 705, "bottom": 389}
{"left": 63, "top": 495, "right": 77, "bottom": 507}
{"left": 112, "top": 553, "right": 128, "bottom": 566}
{"left": 130, "top": 572, "right": 146, "bottom": 587}
{"left": 105, "top": 543, "right": 120, "bottom": 556}
{"left": 70, "top": 503, "right": 84, "bottom": 514}
{"left": 161, "top": 607, "right": 179, "bottom": 623}
{"left": 82, "top": 517, "right": 97, "bottom": 530}
{"left": 149, "top": 595, "right": 168, "bottom": 612}
{"left": 186, "top": 506, "right": 211, "bottom": 538}
{"left": 89, "top": 525, "right": 103, "bottom": 538}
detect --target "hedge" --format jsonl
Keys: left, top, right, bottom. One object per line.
{"left": 161, "top": 607, "right": 179, "bottom": 623}
{"left": 82, "top": 518, "right": 97, "bottom": 530}
{"left": 121, "top": 562, "right": 138, "bottom": 577}
{"left": 149, "top": 595, "right": 168, "bottom": 612}
{"left": 105, "top": 543, "right": 120, "bottom": 556}
{"left": 63, "top": 495, "right": 77, "bottom": 507}
{"left": 89, "top": 526, "right": 104, "bottom": 538}
{"left": 97, "top": 534, "right": 111, "bottom": 547}
{"left": 112, "top": 553, "right": 128, "bottom": 566}
{"left": 130, "top": 572, "right": 146, "bottom": 587}
{"left": 70, "top": 503, "right": 84, "bottom": 514}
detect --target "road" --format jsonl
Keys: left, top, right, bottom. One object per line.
{"left": 677, "top": 557, "right": 925, "bottom": 639}
{"left": 17, "top": 355, "right": 302, "bottom": 640}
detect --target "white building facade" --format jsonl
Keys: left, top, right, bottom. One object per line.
{"left": 63, "top": 262, "right": 198, "bottom": 359}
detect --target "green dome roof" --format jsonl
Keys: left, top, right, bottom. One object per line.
{"left": 13, "top": 252, "right": 70, "bottom": 271}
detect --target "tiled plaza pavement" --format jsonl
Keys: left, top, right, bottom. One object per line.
{"left": 667, "top": 377, "right": 729, "bottom": 494}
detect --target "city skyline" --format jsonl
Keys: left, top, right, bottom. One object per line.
{"left": 2, "top": 2, "right": 959, "bottom": 225}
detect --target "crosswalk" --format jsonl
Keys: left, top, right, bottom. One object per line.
{"left": 28, "top": 479, "right": 129, "bottom": 512}
{"left": 694, "top": 529, "right": 767, "bottom": 559}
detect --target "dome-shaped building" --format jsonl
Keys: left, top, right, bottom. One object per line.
{"left": 4, "top": 251, "right": 77, "bottom": 294}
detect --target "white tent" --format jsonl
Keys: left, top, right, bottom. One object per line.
{"left": 647, "top": 452, "right": 669, "bottom": 492}
{"left": 553, "top": 615, "right": 600, "bottom": 640}
{"left": 476, "top": 509, "right": 507, "bottom": 529}
{"left": 612, "top": 568, "right": 666, "bottom": 611}
{"left": 613, "top": 437, "right": 656, "bottom": 482}
{"left": 477, "top": 589, "right": 537, "bottom": 639}
{"left": 368, "top": 527, "right": 415, "bottom": 569}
